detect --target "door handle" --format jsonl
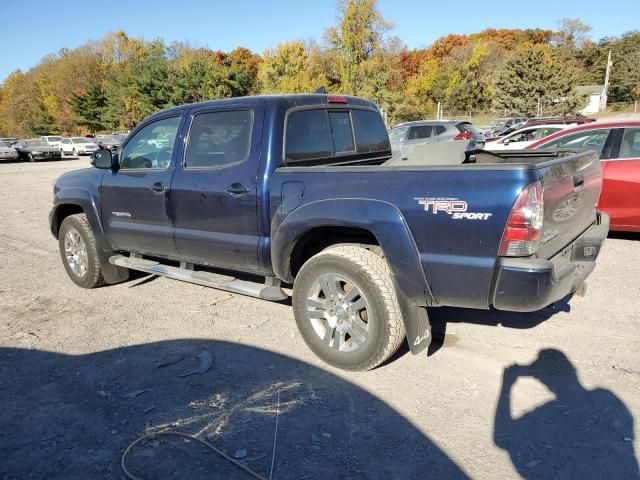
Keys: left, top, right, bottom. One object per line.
{"left": 151, "top": 182, "right": 168, "bottom": 193}
{"left": 225, "top": 183, "right": 250, "bottom": 195}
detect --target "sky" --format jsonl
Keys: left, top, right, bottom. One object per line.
{"left": 1, "top": 0, "right": 639, "bottom": 82}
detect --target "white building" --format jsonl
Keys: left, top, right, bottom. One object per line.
{"left": 577, "top": 85, "right": 607, "bottom": 114}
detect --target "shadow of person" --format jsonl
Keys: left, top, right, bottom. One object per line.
{"left": 0, "top": 340, "right": 468, "bottom": 480}
{"left": 494, "top": 349, "right": 639, "bottom": 479}
{"left": 428, "top": 297, "right": 572, "bottom": 356}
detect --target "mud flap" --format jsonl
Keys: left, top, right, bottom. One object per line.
{"left": 96, "top": 247, "right": 130, "bottom": 285}
{"left": 396, "top": 290, "right": 431, "bottom": 354}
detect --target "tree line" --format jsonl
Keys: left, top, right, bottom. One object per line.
{"left": 0, "top": 0, "right": 638, "bottom": 137}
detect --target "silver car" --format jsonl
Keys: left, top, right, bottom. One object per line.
{"left": 0, "top": 141, "right": 18, "bottom": 161}
{"left": 388, "top": 120, "right": 485, "bottom": 156}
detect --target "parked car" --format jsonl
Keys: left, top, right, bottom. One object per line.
{"left": 13, "top": 139, "right": 62, "bottom": 161}
{"left": 41, "top": 135, "right": 64, "bottom": 149}
{"left": 487, "top": 117, "right": 528, "bottom": 138}
{"left": 528, "top": 121, "right": 640, "bottom": 232}
{"left": 485, "top": 124, "right": 573, "bottom": 151}
{"left": 0, "top": 137, "right": 18, "bottom": 146}
{"left": 521, "top": 117, "right": 595, "bottom": 129}
{"left": 60, "top": 137, "right": 99, "bottom": 156}
{"left": 50, "top": 94, "right": 607, "bottom": 371}
{"left": 0, "top": 141, "right": 19, "bottom": 162}
{"left": 389, "top": 120, "right": 485, "bottom": 156}
{"left": 95, "top": 135, "right": 122, "bottom": 152}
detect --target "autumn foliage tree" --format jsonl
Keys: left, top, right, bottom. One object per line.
{"left": 0, "top": 2, "right": 636, "bottom": 136}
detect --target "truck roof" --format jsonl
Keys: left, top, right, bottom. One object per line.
{"left": 147, "top": 94, "right": 380, "bottom": 121}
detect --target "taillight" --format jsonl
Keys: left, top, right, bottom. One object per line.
{"left": 499, "top": 181, "right": 544, "bottom": 256}
{"left": 453, "top": 131, "right": 473, "bottom": 140}
{"left": 327, "top": 95, "right": 348, "bottom": 104}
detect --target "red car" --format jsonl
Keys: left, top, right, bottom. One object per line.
{"left": 528, "top": 121, "right": 640, "bottom": 232}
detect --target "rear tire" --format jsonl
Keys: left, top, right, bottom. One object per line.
{"left": 292, "top": 245, "right": 406, "bottom": 371}
{"left": 58, "top": 214, "right": 104, "bottom": 289}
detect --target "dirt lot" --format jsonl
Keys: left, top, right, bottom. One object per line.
{"left": 0, "top": 157, "right": 638, "bottom": 479}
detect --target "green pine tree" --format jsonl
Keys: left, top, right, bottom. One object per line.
{"left": 70, "top": 82, "right": 111, "bottom": 133}
{"left": 493, "top": 45, "right": 585, "bottom": 116}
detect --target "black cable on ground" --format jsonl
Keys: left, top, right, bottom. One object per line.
{"left": 121, "top": 430, "right": 267, "bottom": 480}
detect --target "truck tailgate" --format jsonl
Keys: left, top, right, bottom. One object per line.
{"left": 536, "top": 150, "right": 602, "bottom": 259}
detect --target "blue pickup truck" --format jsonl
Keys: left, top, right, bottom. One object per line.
{"left": 50, "top": 94, "right": 608, "bottom": 370}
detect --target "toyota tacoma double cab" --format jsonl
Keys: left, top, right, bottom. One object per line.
{"left": 50, "top": 94, "right": 609, "bottom": 371}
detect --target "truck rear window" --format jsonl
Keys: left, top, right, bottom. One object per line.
{"left": 285, "top": 108, "right": 390, "bottom": 165}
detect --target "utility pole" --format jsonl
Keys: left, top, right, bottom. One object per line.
{"left": 603, "top": 49, "right": 612, "bottom": 112}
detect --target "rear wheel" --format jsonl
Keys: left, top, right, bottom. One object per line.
{"left": 292, "top": 245, "right": 405, "bottom": 371}
{"left": 58, "top": 214, "right": 104, "bottom": 289}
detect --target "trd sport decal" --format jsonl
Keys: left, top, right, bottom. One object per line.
{"left": 415, "top": 197, "right": 492, "bottom": 220}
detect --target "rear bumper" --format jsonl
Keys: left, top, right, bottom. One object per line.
{"left": 492, "top": 212, "right": 609, "bottom": 312}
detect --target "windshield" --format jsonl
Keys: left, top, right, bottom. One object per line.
{"left": 46, "top": 136, "right": 63, "bottom": 142}
{"left": 491, "top": 119, "right": 508, "bottom": 127}
{"left": 72, "top": 137, "right": 92, "bottom": 143}
{"left": 26, "top": 141, "right": 47, "bottom": 147}
{"left": 100, "top": 136, "right": 120, "bottom": 143}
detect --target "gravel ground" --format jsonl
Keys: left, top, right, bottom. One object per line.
{"left": 0, "top": 157, "right": 638, "bottom": 479}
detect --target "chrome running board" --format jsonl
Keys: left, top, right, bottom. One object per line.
{"left": 109, "top": 254, "right": 288, "bottom": 301}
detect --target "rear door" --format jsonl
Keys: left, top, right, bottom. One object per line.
{"left": 401, "top": 125, "right": 433, "bottom": 159}
{"left": 170, "top": 105, "right": 263, "bottom": 272}
{"left": 100, "top": 114, "right": 182, "bottom": 257}
{"left": 600, "top": 127, "right": 640, "bottom": 230}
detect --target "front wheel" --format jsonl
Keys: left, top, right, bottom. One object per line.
{"left": 27, "top": 153, "right": 35, "bottom": 162}
{"left": 292, "top": 245, "right": 406, "bottom": 371}
{"left": 58, "top": 214, "right": 104, "bottom": 288}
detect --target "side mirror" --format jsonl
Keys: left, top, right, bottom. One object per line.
{"left": 91, "top": 149, "right": 115, "bottom": 169}
{"left": 503, "top": 138, "right": 511, "bottom": 145}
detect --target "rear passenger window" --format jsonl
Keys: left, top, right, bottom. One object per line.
{"left": 286, "top": 110, "right": 332, "bottom": 162}
{"left": 185, "top": 110, "right": 252, "bottom": 168}
{"left": 434, "top": 125, "right": 446, "bottom": 136}
{"left": 285, "top": 108, "right": 390, "bottom": 164}
{"left": 407, "top": 125, "right": 431, "bottom": 140}
{"left": 328, "top": 111, "right": 355, "bottom": 153}
{"left": 352, "top": 110, "right": 390, "bottom": 153}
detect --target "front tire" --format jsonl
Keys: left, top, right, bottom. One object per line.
{"left": 292, "top": 245, "right": 406, "bottom": 371}
{"left": 58, "top": 214, "right": 104, "bottom": 288}
{"left": 28, "top": 153, "right": 35, "bottom": 162}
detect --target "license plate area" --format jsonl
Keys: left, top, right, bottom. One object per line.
{"left": 571, "top": 244, "right": 600, "bottom": 262}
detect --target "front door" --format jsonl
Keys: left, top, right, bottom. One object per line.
{"left": 601, "top": 127, "right": 640, "bottom": 230}
{"left": 100, "top": 115, "right": 182, "bottom": 257}
{"left": 170, "top": 106, "right": 262, "bottom": 272}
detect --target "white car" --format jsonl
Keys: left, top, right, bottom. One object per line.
{"left": 41, "top": 135, "right": 64, "bottom": 148}
{"left": 60, "top": 137, "right": 100, "bottom": 156}
{"left": 485, "top": 124, "right": 574, "bottom": 151}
